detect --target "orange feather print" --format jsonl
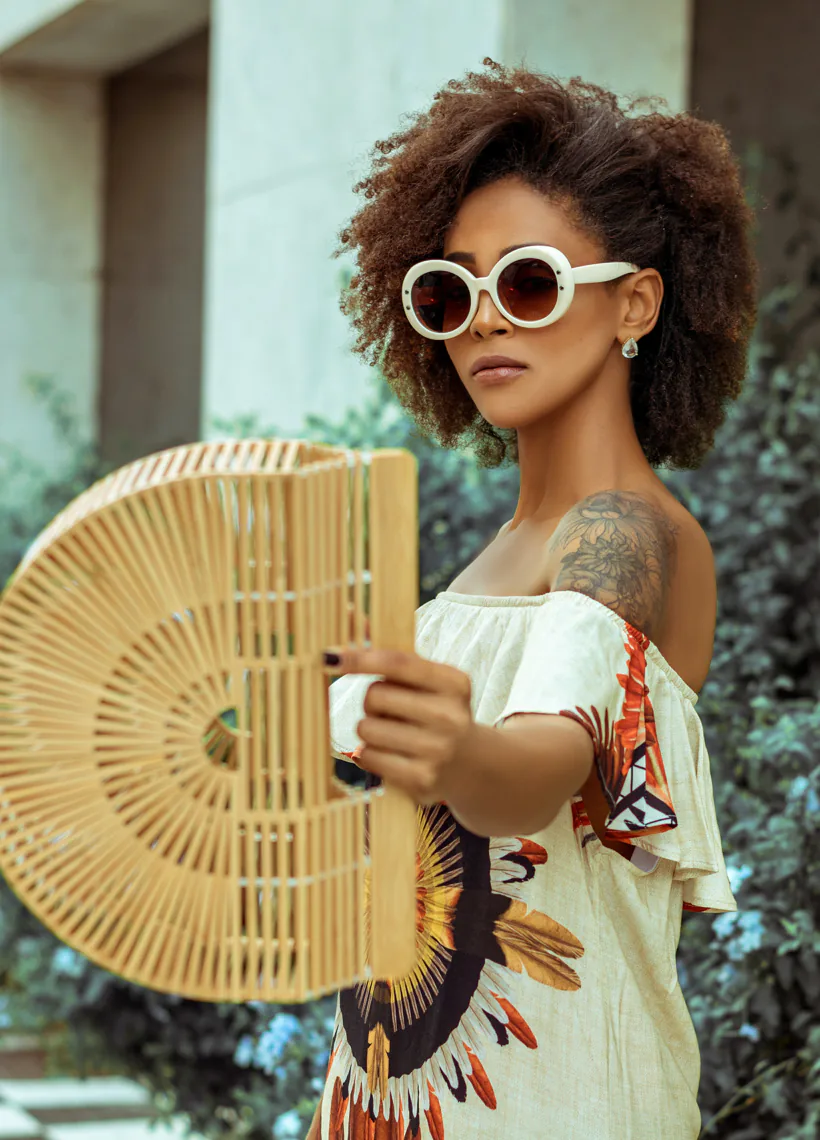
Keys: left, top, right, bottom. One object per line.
{"left": 494, "top": 994, "right": 538, "bottom": 1049}
{"left": 424, "top": 1084, "right": 445, "bottom": 1140}
{"left": 465, "top": 1047, "right": 497, "bottom": 1109}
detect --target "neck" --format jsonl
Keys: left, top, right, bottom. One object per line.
{"left": 510, "top": 360, "right": 656, "bottom": 526}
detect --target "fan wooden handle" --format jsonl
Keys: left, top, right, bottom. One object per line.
{"left": 367, "top": 451, "right": 418, "bottom": 980}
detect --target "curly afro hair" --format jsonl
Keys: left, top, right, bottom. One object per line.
{"left": 333, "top": 58, "right": 758, "bottom": 470}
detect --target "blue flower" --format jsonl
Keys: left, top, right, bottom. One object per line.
{"left": 273, "top": 1109, "right": 302, "bottom": 1139}
{"left": 726, "top": 910, "right": 765, "bottom": 961}
{"left": 717, "top": 963, "right": 737, "bottom": 986}
{"left": 738, "top": 1022, "right": 760, "bottom": 1042}
{"left": 233, "top": 1035, "right": 256, "bottom": 1068}
{"left": 713, "top": 911, "right": 739, "bottom": 939}
{"left": 726, "top": 863, "right": 753, "bottom": 893}
{"left": 789, "top": 775, "right": 809, "bottom": 800}
{"left": 251, "top": 1013, "right": 302, "bottom": 1075}
{"left": 52, "top": 946, "right": 84, "bottom": 977}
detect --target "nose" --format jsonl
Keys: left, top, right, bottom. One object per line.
{"left": 469, "top": 286, "right": 513, "bottom": 339}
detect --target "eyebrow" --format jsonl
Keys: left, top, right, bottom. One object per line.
{"left": 443, "top": 243, "right": 540, "bottom": 263}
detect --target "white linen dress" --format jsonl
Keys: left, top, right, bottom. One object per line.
{"left": 318, "top": 588, "right": 736, "bottom": 1139}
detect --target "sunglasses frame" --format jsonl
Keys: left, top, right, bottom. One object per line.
{"left": 401, "top": 244, "right": 640, "bottom": 340}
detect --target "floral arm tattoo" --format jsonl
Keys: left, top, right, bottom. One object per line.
{"left": 546, "top": 490, "right": 680, "bottom": 641}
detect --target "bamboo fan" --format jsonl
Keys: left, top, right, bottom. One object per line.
{"left": 0, "top": 439, "right": 419, "bottom": 1003}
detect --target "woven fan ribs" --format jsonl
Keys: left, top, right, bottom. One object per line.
{"left": 0, "top": 439, "right": 418, "bottom": 1001}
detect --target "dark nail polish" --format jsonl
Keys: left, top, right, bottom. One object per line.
{"left": 323, "top": 651, "right": 341, "bottom": 666}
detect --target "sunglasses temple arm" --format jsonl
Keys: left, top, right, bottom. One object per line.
{"left": 572, "top": 262, "right": 639, "bottom": 284}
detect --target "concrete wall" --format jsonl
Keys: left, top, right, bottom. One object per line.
{"left": 99, "top": 30, "right": 208, "bottom": 465}
{"left": 201, "top": 0, "right": 505, "bottom": 439}
{"left": 505, "top": 0, "right": 693, "bottom": 113}
{"left": 0, "top": 72, "right": 103, "bottom": 474}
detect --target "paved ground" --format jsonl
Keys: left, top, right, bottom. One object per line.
{"left": 0, "top": 1077, "right": 205, "bottom": 1140}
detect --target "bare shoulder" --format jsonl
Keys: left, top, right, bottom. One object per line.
{"left": 545, "top": 487, "right": 683, "bottom": 642}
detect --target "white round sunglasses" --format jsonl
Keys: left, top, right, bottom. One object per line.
{"left": 401, "top": 244, "right": 639, "bottom": 340}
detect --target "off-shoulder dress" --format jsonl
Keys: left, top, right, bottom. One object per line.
{"left": 319, "top": 588, "right": 736, "bottom": 1140}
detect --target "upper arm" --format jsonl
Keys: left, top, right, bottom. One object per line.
{"left": 544, "top": 489, "right": 680, "bottom": 642}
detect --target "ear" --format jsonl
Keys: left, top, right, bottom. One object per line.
{"left": 619, "top": 268, "right": 663, "bottom": 343}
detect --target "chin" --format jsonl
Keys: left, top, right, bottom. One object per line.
{"left": 477, "top": 407, "right": 523, "bottom": 431}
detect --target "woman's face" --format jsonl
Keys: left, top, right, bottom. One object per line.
{"left": 442, "top": 176, "right": 630, "bottom": 430}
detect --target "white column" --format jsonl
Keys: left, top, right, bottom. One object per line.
{"left": 0, "top": 73, "right": 103, "bottom": 474}
{"left": 503, "top": 0, "right": 693, "bottom": 113}
{"left": 201, "top": 0, "right": 505, "bottom": 438}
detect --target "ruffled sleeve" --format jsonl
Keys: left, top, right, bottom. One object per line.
{"left": 327, "top": 598, "right": 440, "bottom": 772}
{"left": 327, "top": 671, "right": 376, "bottom": 767}
{"left": 491, "top": 590, "right": 736, "bottom": 914}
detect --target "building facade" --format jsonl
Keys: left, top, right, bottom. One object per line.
{"left": 0, "top": 0, "right": 813, "bottom": 477}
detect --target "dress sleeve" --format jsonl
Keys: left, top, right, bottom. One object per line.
{"left": 326, "top": 672, "right": 383, "bottom": 790}
{"left": 491, "top": 591, "right": 737, "bottom": 913}
{"left": 327, "top": 599, "right": 439, "bottom": 780}
{"left": 492, "top": 591, "right": 678, "bottom": 840}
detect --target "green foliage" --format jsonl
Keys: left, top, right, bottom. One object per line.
{"left": 659, "top": 292, "right": 820, "bottom": 1137}
{"left": 682, "top": 698, "right": 820, "bottom": 1139}
{"left": 664, "top": 307, "right": 820, "bottom": 711}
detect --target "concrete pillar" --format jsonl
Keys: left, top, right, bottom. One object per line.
{"left": 0, "top": 73, "right": 103, "bottom": 474}
{"left": 201, "top": 0, "right": 505, "bottom": 438}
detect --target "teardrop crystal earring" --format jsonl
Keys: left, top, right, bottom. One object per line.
{"left": 621, "top": 337, "right": 639, "bottom": 359}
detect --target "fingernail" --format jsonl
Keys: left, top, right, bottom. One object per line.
{"left": 323, "top": 651, "right": 341, "bottom": 666}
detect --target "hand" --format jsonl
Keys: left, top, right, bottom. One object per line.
{"left": 322, "top": 645, "right": 474, "bottom": 804}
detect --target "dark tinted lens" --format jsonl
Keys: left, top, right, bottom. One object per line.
{"left": 498, "top": 257, "right": 558, "bottom": 321}
{"left": 411, "top": 270, "right": 471, "bottom": 333}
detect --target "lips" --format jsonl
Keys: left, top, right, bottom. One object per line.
{"left": 471, "top": 355, "right": 527, "bottom": 375}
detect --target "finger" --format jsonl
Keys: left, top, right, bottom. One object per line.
{"left": 356, "top": 714, "right": 442, "bottom": 759}
{"left": 322, "top": 646, "right": 470, "bottom": 700}
{"left": 364, "top": 681, "right": 460, "bottom": 731}
{"left": 356, "top": 747, "right": 435, "bottom": 801}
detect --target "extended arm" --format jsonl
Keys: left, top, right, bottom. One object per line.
{"left": 445, "top": 715, "right": 594, "bottom": 836}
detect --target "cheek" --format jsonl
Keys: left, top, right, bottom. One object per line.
{"left": 444, "top": 337, "right": 471, "bottom": 381}
{"left": 530, "top": 319, "right": 610, "bottom": 374}
{"left": 543, "top": 300, "right": 618, "bottom": 365}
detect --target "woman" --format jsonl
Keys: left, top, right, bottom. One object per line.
{"left": 309, "top": 59, "right": 756, "bottom": 1139}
